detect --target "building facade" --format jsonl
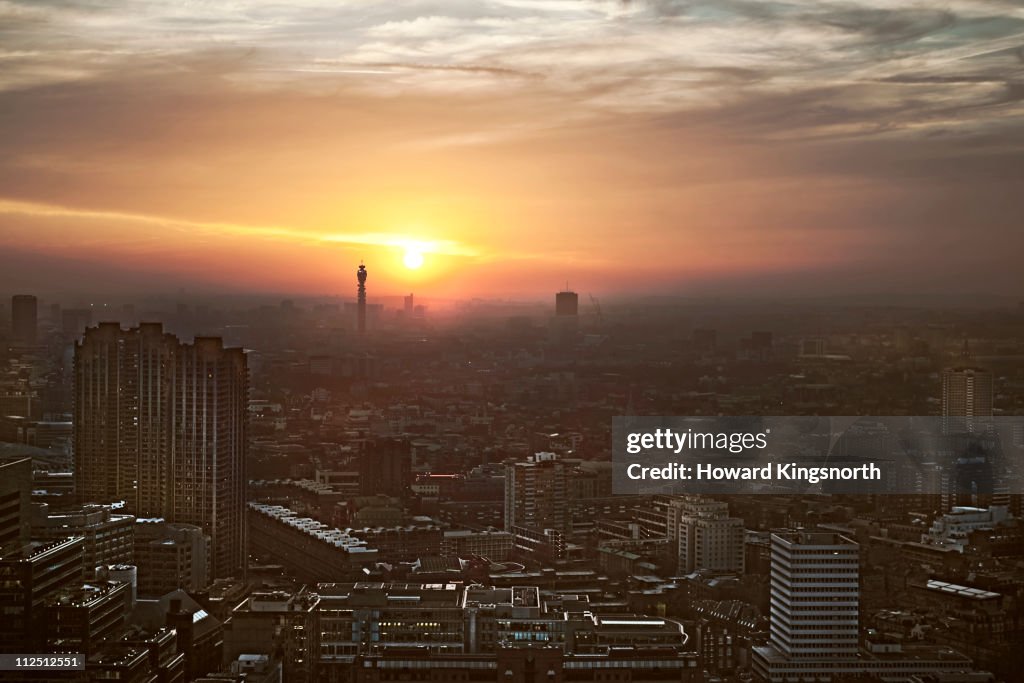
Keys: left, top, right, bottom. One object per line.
{"left": 74, "top": 323, "right": 247, "bottom": 578}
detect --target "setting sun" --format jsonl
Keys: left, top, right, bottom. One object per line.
{"left": 403, "top": 249, "right": 424, "bottom": 270}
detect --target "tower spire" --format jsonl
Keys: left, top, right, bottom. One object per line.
{"left": 357, "top": 261, "right": 368, "bottom": 334}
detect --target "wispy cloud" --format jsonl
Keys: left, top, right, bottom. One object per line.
{"left": 0, "top": 0, "right": 1022, "bottom": 296}
{"left": 0, "top": 198, "right": 481, "bottom": 257}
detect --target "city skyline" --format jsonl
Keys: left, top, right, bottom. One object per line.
{"left": 1, "top": 1, "right": 1023, "bottom": 299}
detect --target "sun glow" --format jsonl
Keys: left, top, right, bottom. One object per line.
{"left": 403, "top": 249, "right": 424, "bottom": 269}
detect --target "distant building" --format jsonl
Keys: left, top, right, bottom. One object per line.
{"left": 11, "top": 294, "right": 37, "bottom": 345}
{"left": 799, "top": 337, "right": 827, "bottom": 357}
{"left": 358, "top": 438, "right": 411, "bottom": 499}
{"left": 504, "top": 453, "right": 569, "bottom": 535}
{"left": 61, "top": 307, "right": 92, "bottom": 339}
{"left": 942, "top": 366, "right": 993, "bottom": 434}
{"left": 692, "top": 328, "right": 717, "bottom": 352}
{"left": 555, "top": 290, "right": 578, "bottom": 316}
{"left": 440, "top": 529, "right": 513, "bottom": 561}
{"left": 356, "top": 262, "right": 368, "bottom": 334}
{"left": 550, "top": 290, "right": 580, "bottom": 346}
{"left": 922, "top": 505, "right": 1012, "bottom": 553}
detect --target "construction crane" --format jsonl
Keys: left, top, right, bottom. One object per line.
{"left": 589, "top": 293, "right": 603, "bottom": 326}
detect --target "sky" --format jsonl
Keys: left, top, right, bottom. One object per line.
{"left": 0, "top": 0, "right": 1022, "bottom": 301}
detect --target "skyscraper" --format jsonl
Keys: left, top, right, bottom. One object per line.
{"left": 555, "top": 289, "right": 578, "bottom": 316}
{"left": 753, "top": 530, "right": 859, "bottom": 681}
{"left": 74, "top": 322, "right": 247, "bottom": 578}
{"left": 770, "top": 531, "right": 859, "bottom": 659}
{"left": 551, "top": 289, "right": 579, "bottom": 346}
{"left": 11, "top": 294, "right": 37, "bottom": 345}
{"left": 942, "top": 366, "right": 994, "bottom": 434}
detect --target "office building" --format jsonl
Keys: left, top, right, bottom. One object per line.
{"left": 770, "top": 531, "right": 859, "bottom": 660}
{"left": 74, "top": 323, "right": 248, "bottom": 578}
{"left": 11, "top": 294, "right": 37, "bottom": 345}
{"left": 0, "top": 536, "right": 86, "bottom": 652}
{"left": 0, "top": 458, "right": 32, "bottom": 555}
{"left": 223, "top": 590, "right": 320, "bottom": 683}
{"left": 41, "top": 580, "right": 132, "bottom": 656}
{"left": 922, "top": 505, "right": 1012, "bottom": 553}
{"left": 668, "top": 496, "right": 745, "bottom": 574}
{"left": 134, "top": 519, "right": 210, "bottom": 597}
{"left": 440, "top": 529, "right": 513, "bottom": 561}
{"left": 31, "top": 503, "right": 134, "bottom": 577}
{"left": 752, "top": 530, "right": 978, "bottom": 681}
{"left": 555, "top": 290, "right": 578, "bottom": 316}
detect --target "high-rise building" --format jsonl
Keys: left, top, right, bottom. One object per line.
{"left": 555, "top": 289, "right": 578, "bottom": 316}
{"left": 753, "top": 530, "right": 859, "bottom": 680}
{"left": 667, "top": 496, "right": 744, "bottom": 574}
{"left": 769, "top": 531, "right": 859, "bottom": 659}
{"left": 752, "top": 529, "right": 979, "bottom": 681}
{"left": 504, "top": 453, "right": 569, "bottom": 533}
{"left": 942, "top": 366, "right": 993, "bottom": 434}
{"left": 74, "top": 322, "right": 247, "bottom": 578}
{"left": 11, "top": 294, "right": 37, "bottom": 345}
{"left": 551, "top": 290, "right": 580, "bottom": 346}
{"left": 404, "top": 293, "right": 414, "bottom": 315}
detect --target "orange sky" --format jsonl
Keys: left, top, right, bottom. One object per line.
{"left": 0, "top": 1, "right": 1022, "bottom": 299}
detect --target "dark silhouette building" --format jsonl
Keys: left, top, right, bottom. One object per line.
{"left": 359, "top": 438, "right": 411, "bottom": 499}
{"left": 11, "top": 294, "right": 37, "bottom": 345}
{"left": 555, "top": 289, "right": 578, "bottom": 316}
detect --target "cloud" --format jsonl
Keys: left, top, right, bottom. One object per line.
{"left": 0, "top": 0, "right": 1022, "bottom": 297}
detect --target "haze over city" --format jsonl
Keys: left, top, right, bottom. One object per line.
{"left": 1, "top": 0, "right": 1023, "bottom": 300}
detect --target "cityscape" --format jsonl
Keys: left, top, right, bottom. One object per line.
{"left": 0, "top": 276, "right": 1022, "bottom": 682}
{"left": 1, "top": 0, "right": 1023, "bottom": 681}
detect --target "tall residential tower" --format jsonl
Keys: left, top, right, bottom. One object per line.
{"left": 74, "top": 322, "right": 247, "bottom": 578}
